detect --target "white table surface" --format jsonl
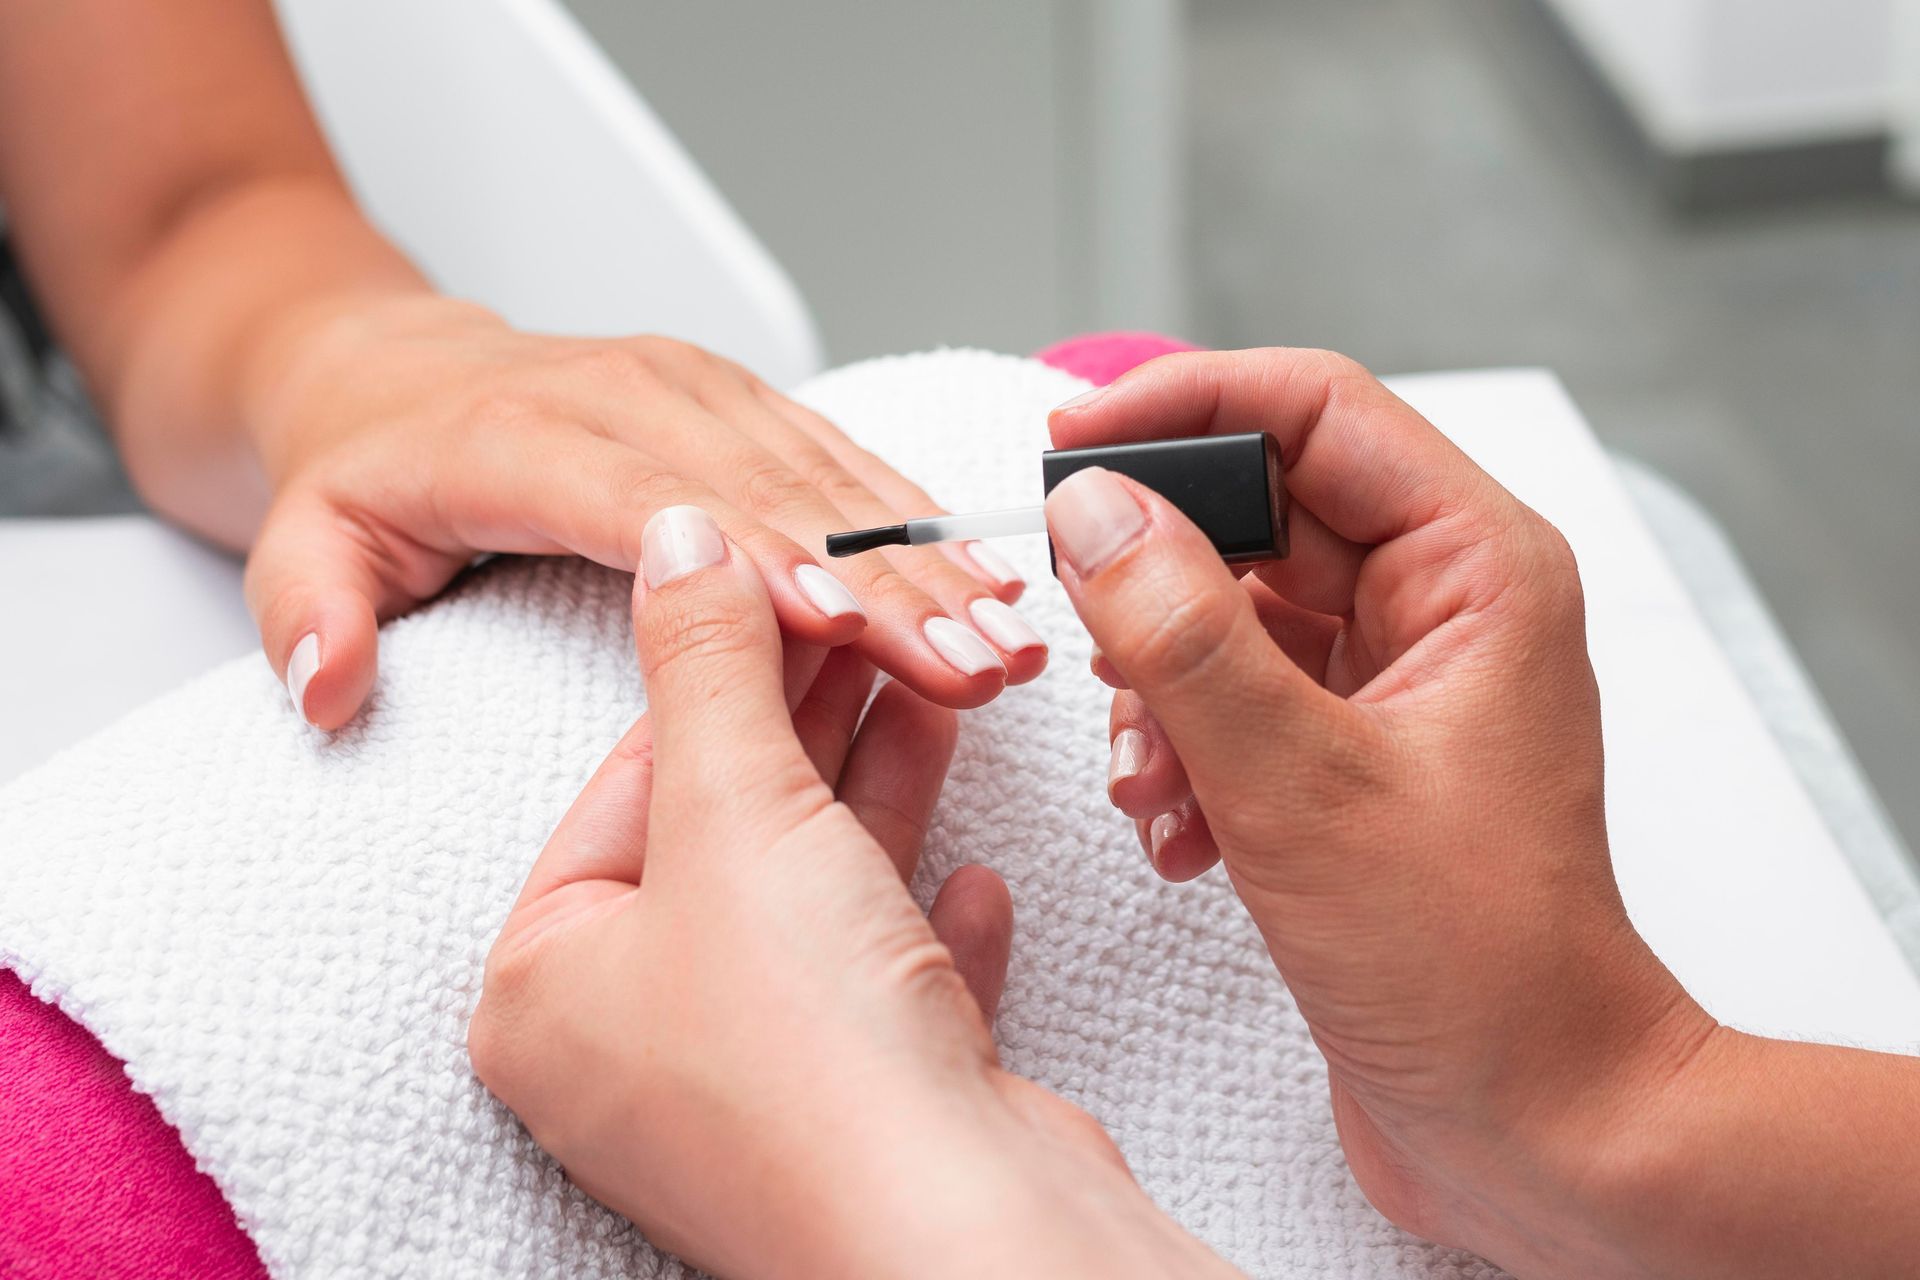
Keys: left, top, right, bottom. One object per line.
{"left": 0, "top": 516, "right": 255, "bottom": 782}
{"left": 1391, "top": 369, "right": 1920, "bottom": 1048}
{"left": 4, "top": 367, "right": 1918, "bottom": 1050}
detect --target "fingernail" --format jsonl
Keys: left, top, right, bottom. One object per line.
{"left": 1046, "top": 467, "right": 1146, "bottom": 575}
{"left": 1108, "top": 728, "right": 1148, "bottom": 800}
{"left": 286, "top": 632, "right": 320, "bottom": 727}
{"left": 968, "top": 598, "right": 1045, "bottom": 655}
{"left": 1054, "top": 387, "right": 1103, "bottom": 413}
{"left": 641, "top": 505, "right": 726, "bottom": 588}
{"left": 1149, "top": 809, "right": 1182, "bottom": 869}
{"left": 923, "top": 616, "right": 1005, "bottom": 677}
{"left": 795, "top": 563, "right": 865, "bottom": 621}
{"left": 964, "top": 540, "right": 1025, "bottom": 591}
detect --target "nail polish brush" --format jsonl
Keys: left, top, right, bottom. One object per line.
{"left": 827, "top": 432, "right": 1289, "bottom": 567}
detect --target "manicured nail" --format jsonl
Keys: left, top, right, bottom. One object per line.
{"left": 923, "top": 616, "right": 1005, "bottom": 677}
{"left": 286, "top": 632, "right": 320, "bottom": 727}
{"left": 1149, "top": 809, "right": 1182, "bottom": 869}
{"left": 968, "top": 598, "right": 1045, "bottom": 655}
{"left": 1054, "top": 387, "right": 1103, "bottom": 413}
{"left": 964, "top": 541, "right": 1025, "bottom": 591}
{"left": 1108, "top": 728, "right": 1148, "bottom": 801}
{"left": 641, "top": 505, "right": 725, "bottom": 588}
{"left": 1045, "top": 467, "right": 1146, "bottom": 575}
{"left": 795, "top": 563, "right": 865, "bottom": 622}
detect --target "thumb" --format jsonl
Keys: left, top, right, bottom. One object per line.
{"left": 243, "top": 492, "right": 458, "bottom": 730}
{"left": 1045, "top": 467, "right": 1352, "bottom": 848}
{"left": 631, "top": 505, "right": 824, "bottom": 842}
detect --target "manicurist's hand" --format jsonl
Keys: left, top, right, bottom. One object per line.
{"left": 1047, "top": 349, "right": 1920, "bottom": 1280}
{"left": 469, "top": 504, "right": 1236, "bottom": 1280}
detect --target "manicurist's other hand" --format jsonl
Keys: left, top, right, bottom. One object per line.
{"left": 469, "top": 504, "right": 1236, "bottom": 1280}
{"left": 1047, "top": 349, "right": 1920, "bottom": 1280}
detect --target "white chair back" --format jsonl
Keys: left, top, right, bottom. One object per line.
{"left": 272, "top": 0, "right": 824, "bottom": 387}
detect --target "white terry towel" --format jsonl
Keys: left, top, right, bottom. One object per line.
{"left": 4, "top": 350, "right": 1917, "bottom": 1279}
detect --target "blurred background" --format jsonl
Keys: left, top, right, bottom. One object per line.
{"left": 564, "top": 0, "right": 1920, "bottom": 854}
{"left": 6, "top": 0, "right": 1919, "bottom": 854}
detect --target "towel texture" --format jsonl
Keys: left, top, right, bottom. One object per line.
{"left": 2, "top": 349, "right": 1476, "bottom": 1277}
{"left": 15, "top": 350, "right": 1916, "bottom": 1278}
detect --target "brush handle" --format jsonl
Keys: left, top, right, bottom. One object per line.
{"left": 906, "top": 506, "right": 1046, "bottom": 545}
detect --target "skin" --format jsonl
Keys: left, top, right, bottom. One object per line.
{"left": 470, "top": 505, "right": 1237, "bottom": 1280}
{"left": 487, "top": 350, "right": 1920, "bottom": 1277}
{"left": 0, "top": 0, "right": 1043, "bottom": 730}
{"left": 1050, "top": 349, "right": 1920, "bottom": 1278}
{"left": 8, "top": 4, "right": 1911, "bottom": 1269}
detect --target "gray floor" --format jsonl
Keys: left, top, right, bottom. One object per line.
{"left": 1190, "top": 0, "right": 1920, "bottom": 851}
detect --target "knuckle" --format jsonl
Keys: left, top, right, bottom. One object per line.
{"left": 607, "top": 468, "right": 700, "bottom": 565}
{"left": 838, "top": 891, "right": 966, "bottom": 1000}
{"left": 469, "top": 949, "right": 539, "bottom": 1098}
{"left": 1302, "top": 347, "right": 1372, "bottom": 381}
{"left": 846, "top": 558, "right": 931, "bottom": 611}
{"left": 794, "top": 450, "right": 880, "bottom": 512}
{"left": 645, "top": 603, "right": 766, "bottom": 674}
{"left": 734, "top": 456, "right": 825, "bottom": 519}
{"left": 470, "top": 387, "right": 554, "bottom": 433}
{"left": 555, "top": 345, "right": 661, "bottom": 392}
{"left": 632, "top": 335, "right": 707, "bottom": 370}
{"left": 608, "top": 463, "right": 685, "bottom": 514}
{"left": 1533, "top": 526, "right": 1589, "bottom": 627}
{"left": 852, "top": 795, "right": 930, "bottom": 859}
{"left": 1534, "top": 523, "right": 1583, "bottom": 592}
{"left": 1121, "top": 587, "right": 1244, "bottom": 691}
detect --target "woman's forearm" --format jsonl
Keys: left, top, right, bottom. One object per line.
{"left": 0, "top": 0, "right": 429, "bottom": 548}
{"left": 1546, "top": 1028, "right": 1920, "bottom": 1279}
{"left": 100, "top": 176, "right": 428, "bottom": 547}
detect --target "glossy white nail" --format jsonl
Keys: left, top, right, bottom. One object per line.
{"left": 641, "top": 505, "right": 725, "bottom": 588}
{"left": 1149, "top": 809, "right": 1182, "bottom": 867}
{"left": 964, "top": 541, "right": 1025, "bottom": 591}
{"left": 923, "top": 616, "right": 1005, "bottom": 677}
{"left": 795, "top": 564, "right": 865, "bottom": 621}
{"left": 1045, "top": 467, "right": 1146, "bottom": 576}
{"left": 286, "top": 632, "right": 320, "bottom": 727}
{"left": 968, "top": 598, "right": 1045, "bottom": 655}
{"left": 1109, "top": 728, "right": 1148, "bottom": 800}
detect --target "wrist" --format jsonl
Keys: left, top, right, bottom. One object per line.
{"left": 1380, "top": 921, "right": 1723, "bottom": 1278}
{"left": 777, "top": 1077, "right": 1235, "bottom": 1280}
{"left": 101, "top": 176, "right": 434, "bottom": 544}
{"left": 238, "top": 289, "right": 499, "bottom": 483}
{"left": 1480, "top": 966, "right": 1727, "bottom": 1278}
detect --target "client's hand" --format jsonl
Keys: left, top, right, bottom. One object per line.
{"left": 1046, "top": 351, "right": 1714, "bottom": 1276}
{"left": 231, "top": 300, "right": 1042, "bottom": 730}
{"left": 469, "top": 505, "right": 1235, "bottom": 1280}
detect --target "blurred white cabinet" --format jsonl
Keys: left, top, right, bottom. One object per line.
{"left": 1542, "top": 0, "right": 1896, "bottom": 151}
{"left": 560, "top": 0, "right": 1188, "bottom": 360}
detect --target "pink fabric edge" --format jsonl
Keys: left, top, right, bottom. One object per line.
{"left": 1032, "top": 329, "right": 1200, "bottom": 387}
{"left": 0, "top": 969, "right": 267, "bottom": 1279}
{"left": 0, "top": 329, "right": 1193, "bottom": 1279}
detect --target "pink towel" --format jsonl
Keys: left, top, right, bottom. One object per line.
{"left": 1032, "top": 330, "right": 1199, "bottom": 387}
{"left": 0, "top": 332, "right": 1189, "bottom": 1276}
{"left": 0, "top": 971, "right": 266, "bottom": 1279}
